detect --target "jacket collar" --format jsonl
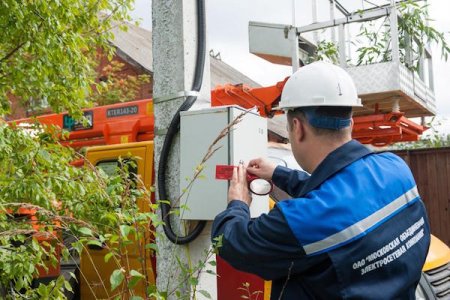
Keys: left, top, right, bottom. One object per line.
{"left": 299, "top": 140, "right": 373, "bottom": 197}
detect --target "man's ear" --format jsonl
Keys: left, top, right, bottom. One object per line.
{"left": 292, "top": 117, "right": 305, "bottom": 142}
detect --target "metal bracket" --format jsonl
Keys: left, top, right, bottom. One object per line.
{"left": 153, "top": 91, "right": 200, "bottom": 104}
{"left": 155, "top": 127, "right": 168, "bottom": 136}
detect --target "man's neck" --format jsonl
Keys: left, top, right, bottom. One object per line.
{"left": 305, "top": 138, "right": 351, "bottom": 173}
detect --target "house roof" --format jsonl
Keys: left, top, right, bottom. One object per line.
{"left": 109, "top": 24, "right": 153, "bottom": 73}
{"left": 109, "top": 22, "right": 288, "bottom": 139}
{"left": 109, "top": 23, "right": 260, "bottom": 87}
{"left": 209, "top": 55, "right": 260, "bottom": 88}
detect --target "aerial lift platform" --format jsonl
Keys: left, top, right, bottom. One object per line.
{"left": 247, "top": 0, "right": 434, "bottom": 146}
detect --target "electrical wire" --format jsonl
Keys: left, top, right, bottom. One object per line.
{"left": 157, "top": 0, "right": 207, "bottom": 244}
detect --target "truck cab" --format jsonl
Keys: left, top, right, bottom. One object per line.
{"left": 80, "top": 141, "right": 156, "bottom": 299}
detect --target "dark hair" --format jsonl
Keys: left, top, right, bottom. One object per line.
{"left": 312, "top": 106, "right": 352, "bottom": 119}
{"left": 287, "top": 106, "right": 352, "bottom": 137}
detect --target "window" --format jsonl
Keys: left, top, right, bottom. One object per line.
{"left": 26, "top": 96, "right": 50, "bottom": 116}
{"left": 96, "top": 159, "right": 138, "bottom": 184}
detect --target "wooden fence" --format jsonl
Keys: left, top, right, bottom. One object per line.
{"left": 393, "top": 147, "right": 450, "bottom": 246}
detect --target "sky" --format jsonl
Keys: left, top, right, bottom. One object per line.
{"left": 130, "top": 0, "right": 450, "bottom": 132}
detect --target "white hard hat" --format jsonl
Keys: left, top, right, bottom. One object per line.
{"left": 279, "top": 61, "right": 362, "bottom": 110}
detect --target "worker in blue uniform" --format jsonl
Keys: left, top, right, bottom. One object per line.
{"left": 211, "top": 62, "right": 431, "bottom": 299}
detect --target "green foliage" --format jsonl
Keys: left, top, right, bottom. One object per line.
{"left": 397, "top": 0, "right": 450, "bottom": 68}
{"left": 110, "top": 268, "right": 125, "bottom": 291}
{"left": 355, "top": 17, "right": 391, "bottom": 66}
{"left": 355, "top": 0, "right": 450, "bottom": 70}
{"left": 0, "top": 0, "right": 135, "bottom": 118}
{"left": 165, "top": 246, "right": 217, "bottom": 300}
{"left": 0, "top": 123, "right": 155, "bottom": 298}
{"left": 238, "top": 282, "right": 263, "bottom": 300}
{"left": 0, "top": 1, "right": 222, "bottom": 299}
{"left": 389, "top": 117, "right": 450, "bottom": 150}
{"left": 309, "top": 40, "right": 339, "bottom": 64}
{"left": 0, "top": 122, "right": 222, "bottom": 299}
{"left": 92, "top": 60, "right": 151, "bottom": 106}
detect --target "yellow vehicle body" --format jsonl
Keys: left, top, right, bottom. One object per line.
{"left": 79, "top": 141, "right": 155, "bottom": 299}
{"left": 423, "top": 235, "right": 450, "bottom": 272}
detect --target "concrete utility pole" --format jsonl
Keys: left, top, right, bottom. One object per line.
{"left": 152, "top": 0, "right": 212, "bottom": 298}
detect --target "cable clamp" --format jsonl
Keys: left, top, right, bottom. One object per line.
{"left": 153, "top": 91, "right": 200, "bottom": 104}
{"left": 155, "top": 128, "right": 168, "bottom": 136}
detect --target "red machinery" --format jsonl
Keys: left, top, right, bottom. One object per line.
{"left": 16, "top": 82, "right": 427, "bottom": 148}
{"left": 212, "top": 79, "right": 287, "bottom": 118}
{"left": 15, "top": 99, "right": 154, "bottom": 149}
{"left": 352, "top": 111, "right": 427, "bottom": 146}
{"left": 212, "top": 79, "right": 428, "bottom": 146}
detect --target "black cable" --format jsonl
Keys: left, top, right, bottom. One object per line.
{"left": 157, "top": 0, "right": 207, "bottom": 244}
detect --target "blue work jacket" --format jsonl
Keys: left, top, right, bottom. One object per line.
{"left": 212, "top": 140, "right": 430, "bottom": 299}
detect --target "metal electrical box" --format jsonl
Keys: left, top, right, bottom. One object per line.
{"left": 180, "top": 106, "right": 268, "bottom": 220}
{"left": 249, "top": 21, "right": 316, "bottom": 66}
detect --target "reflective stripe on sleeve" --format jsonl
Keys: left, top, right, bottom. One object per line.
{"left": 303, "top": 186, "right": 420, "bottom": 255}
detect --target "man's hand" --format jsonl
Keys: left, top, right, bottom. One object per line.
{"left": 228, "top": 163, "right": 252, "bottom": 206}
{"left": 247, "top": 157, "right": 277, "bottom": 180}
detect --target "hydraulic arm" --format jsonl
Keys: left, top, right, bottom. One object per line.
{"left": 211, "top": 81, "right": 427, "bottom": 146}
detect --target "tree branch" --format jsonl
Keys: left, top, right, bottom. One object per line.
{"left": 0, "top": 41, "right": 27, "bottom": 63}
{"left": 0, "top": 19, "right": 44, "bottom": 65}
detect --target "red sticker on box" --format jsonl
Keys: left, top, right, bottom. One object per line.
{"left": 215, "top": 165, "right": 235, "bottom": 180}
